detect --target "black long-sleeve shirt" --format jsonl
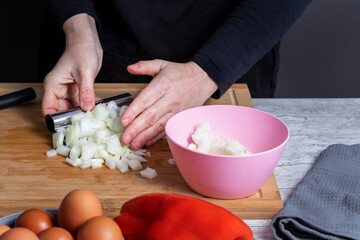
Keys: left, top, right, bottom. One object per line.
{"left": 45, "top": 0, "right": 311, "bottom": 98}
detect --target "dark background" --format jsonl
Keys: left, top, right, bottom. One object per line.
{"left": 0, "top": 0, "right": 359, "bottom": 97}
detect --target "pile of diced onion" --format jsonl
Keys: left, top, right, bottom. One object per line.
{"left": 188, "top": 122, "right": 252, "bottom": 156}
{"left": 46, "top": 101, "right": 157, "bottom": 180}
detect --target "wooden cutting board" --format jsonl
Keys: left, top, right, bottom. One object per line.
{"left": 0, "top": 83, "right": 283, "bottom": 219}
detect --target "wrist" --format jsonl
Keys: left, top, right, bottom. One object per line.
{"left": 63, "top": 13, "right": 99, "bottom": 45}
{"left": 188, "top": 61, "right": 218, "bottom": 94}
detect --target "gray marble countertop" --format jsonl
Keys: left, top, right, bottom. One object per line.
{"left": 243, "top": 98, "right": 360, "bottom": 239}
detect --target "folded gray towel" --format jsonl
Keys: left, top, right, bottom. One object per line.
{"left": 271, "top": 144, "right": 360, "bottom": 240}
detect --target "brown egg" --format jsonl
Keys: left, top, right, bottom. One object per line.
{"left": 0, "top": 225, "right": 11, "bottom": 236}
{"left": 38, "top": 227, "right": 73, "bottom": 240}
{"left": 0, "top": 227, "right": 39, "bottom": 240}
{"left": 15, "top": 209, "right": 55, "bottom": 234}
{"left": 77, "top": 216, "right": 123, "bottom": 240}
{"left": 57, "top": 189, "right": 103, "bottom": 235}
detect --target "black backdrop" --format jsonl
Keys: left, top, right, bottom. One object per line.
{"left": 1, "top": 0, "right": 359, "bottom": 97}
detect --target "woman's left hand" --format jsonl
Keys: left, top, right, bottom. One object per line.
{"left": 121, "top": 60, "right": 218, "bottom": 150}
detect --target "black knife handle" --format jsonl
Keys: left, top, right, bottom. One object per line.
{"left": 0, "top": 87, "right": 37, "bottom": 110}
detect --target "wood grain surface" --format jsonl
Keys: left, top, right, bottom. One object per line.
{"left": 0, "top": 83, "right": 283, "bottom": 219}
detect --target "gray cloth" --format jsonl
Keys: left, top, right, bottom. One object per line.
{"left": 271, "top": 144, "right": 360, "bottom": 240}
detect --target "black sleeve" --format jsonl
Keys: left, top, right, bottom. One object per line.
{"left": 45, "top": 0, "right": 100, "bottom": 28}
{"left": 192, "top": 0, "right": 312, "bottom": 98}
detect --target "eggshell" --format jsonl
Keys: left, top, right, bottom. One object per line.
{"left": 0, "top": 225, "right": 11, "bottom": 236}
{"left": 0, "top": 227, "right": 39, "bottom": 240}
{"left": 57, "top": 189, "right": 103, "bottom": 235}
{"left": 38, "top": 227, "right": 73, "bottom": 240}
{"left": 77, "top": 216, "right": 123, "bottom": 240}
{"left": 15, "top": 209, "right": 55, "bottom": 234}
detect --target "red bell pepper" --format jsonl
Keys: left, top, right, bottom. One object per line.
{"left": 114, "top": 193, "right": 253, "bottom": 240}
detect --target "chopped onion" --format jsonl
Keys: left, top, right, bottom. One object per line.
{"left": 56, "top": 145, "right": 71, "bottom": 157}
{"left": 91, "top": 158, "right": 104, "bottom": 169}
{"left": 79, "top": 117, "right": 95, "bottom": 137}
{"left": 116, "top": 159, "right": 129, "bottom": 173}
{"left": 128, "top": 159, "right": 142, "bottom": 171}
{"left": 46, "top": 100, "right": 155, "bottom": 178}
{"left": 196, "top": 139, "right": 211, "bottom": 153}
{"left": 140, "top": 167, "right": 158, "bottom": 180}
{"left": 52, "top": 132, "right": 64, "bottom": 149}
{"left": 71, "top": 112, "right": 85, "bottom": 124}
{"left": 93, "top": 103, "right": 110, "bottom": 121}
{"left": 188, "top": 143, "right": 197, "bottom": 151}
{"left": 94, "top": 129, "right": 111, "bottom": 144}
{"left": 81, "top": 142, "right": 98, "bottom": 161}
{"left": 69, "top": 146, "right": 81, "bottom": 159}
{"left": 105, "top": 157, "right": 116, "bottom": 170}
{"left": 46, "top": 149, "right": 57, "bottom": 157}
{"left": 105, "top": 135, "right": 123, "bottom": 156}
{"left": 113, "top": 116, "right": 125, "bottom": 133}
{"left": 66, "top": 157, "right": 81, "bottom": 167}
{"left": 56, "top": 127, "right": 67, "bottom": 135}
{"left": 188, "top": 121, "right": 251, "bottom": 156}
{"left": 168, "top": 158, "right": 176, "bottom": 165}
{"left": 79, "top": 161, "right": 92, "bottom": 169}
{"left": 128, "top": 152, "right": 148, "bottom": 163}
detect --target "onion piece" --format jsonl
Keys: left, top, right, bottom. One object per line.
{"left": 128, "top": 152, "right": 148, "bottom": 163}
{"left": 91, "top": 158, "right": 104, "bottom": 169}
{"left": 197, "top": 139, "right": 211, "bottom": 153}
{"left": 140, "top": 167, "right": 158, "bottom": 180}
{"left": 46, "top": 149, "right": 57, "bottom": 157}
{"left": 81, "top": 142, "right": 98, "bottom": 161}
{"left": 188, "top": 143, "right": 197, "bottom": 151}
{"left": 113, "top": 116, "right": 125, "bottom": 133}
{"left": 128, "top": 159, "right": 142, "bottom": 171}
{"left": 116, "top": 159, "right": 129, "bottom": 173}
{"left": 56, "top": 145, "right": 71, "bottom": 157}
{"left": 79, "top": 161, "right": 92, "bottom": 169}
{"left": 56, "top": 127, "right": 67, "bottom": 135}
{"left": 105, "top": 157, "right": 116, "bottom": 170}
{"left": 52, "top": 132, "right": 64, "bottom": 149}
{"left": 105, "top": 135, "right": 123, "bottom": 156}
{"left": 69, "top": 145, "right": 81, "bottom": 159}
{"left": 93, "top": 103, "right": 110, "bottom": 121}
{"left": 168, "top": 158, "right": 176, "bottom": 165}
{"left": 66, "top": 157, "right": 81, "bottom": 167}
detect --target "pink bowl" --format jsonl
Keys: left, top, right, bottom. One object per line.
{"left": 165, "top": 105, "right": 289, "bottom": 199}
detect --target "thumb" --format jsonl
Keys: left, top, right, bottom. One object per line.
{"left": 127, "top": 59, "right": 167, "bottom": 77}
{"left": 77, "top": 71, "right": 96, "bottom": 112}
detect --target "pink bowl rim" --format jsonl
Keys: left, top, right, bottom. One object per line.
{"left": 165, "top": 105, "right": 290, "bottom": 158}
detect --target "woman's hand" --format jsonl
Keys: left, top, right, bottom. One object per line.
{"left": 121, "top": 60, "right": 218, "bottom": 150}
{"left": 41, "top": 13, "right": 103, "bottom": 116}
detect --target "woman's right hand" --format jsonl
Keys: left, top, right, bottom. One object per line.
{"left": 41, "top": 13, "right": 103, "bottom": 116}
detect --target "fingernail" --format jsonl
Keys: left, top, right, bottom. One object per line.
{"left": 122, "top": 118, "right": 129, "bottom": 126}
{"left": 124, "top": 134, "right": 132, "bottom": 144}
{"left": 81, "top": 98, "right": 93, "bottom": 110}
{"left": 131, "top": 64, "right": 139, "bottom": 69}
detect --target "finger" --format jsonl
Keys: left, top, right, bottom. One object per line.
{"left": 120, "top": 79, "right": 166, "bottom": 128}
{"left": 145, "top": 131, "right": 166, "bottom": 147}
{"left": 57, "top": 99, "right": 73, "bottom": 111}
{"left": 77, "top": 70, "right": 96, "bottom": 111}
{"left": 127, "top": 59, "right": 167, "bottom": 77}
{"left": 130, "top": 114, "right": 170, "bottom": 150}
{"left": 121, "top": 94, "right": 171, "bottom": 145}
{"left": 68, "top": 84, "right": 80, "bottom": 107}
{"left": 41, "top": 86, "right": 59, "bottom": 116}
